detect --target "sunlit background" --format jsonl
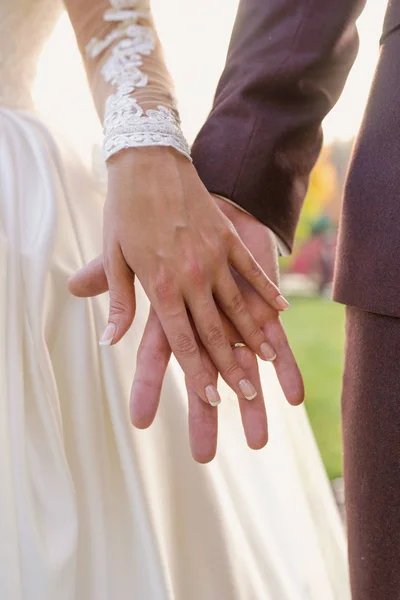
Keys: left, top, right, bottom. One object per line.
{"left": 34, "top": 0, "right": 387, "bottom": 155}
{"left": 33, "top": 0, "right": 388, "bottom": 487}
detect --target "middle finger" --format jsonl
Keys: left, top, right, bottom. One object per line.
{"left": 187, "top": 291, "right": 259, "bottom": 401}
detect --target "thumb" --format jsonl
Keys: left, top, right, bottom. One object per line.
{"left": 100, "top": 246, "right": 136, "bottom": 346}
{"left": 68, "top": 255, "right": 108, "bottom": 298}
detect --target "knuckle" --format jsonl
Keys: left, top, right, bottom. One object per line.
{"left": 109, "top": 289, "right": 133, "bottom": 318}
{"left": 190, "top": 368, "right": 210, "bottom": 385}
{"left": 248, "top": 261, "right": 263, "bottom": 279}
{"left": 223, "top": 361, "right": 242, "bottom": 380}
{"left": 205, "top": 325, "right": 226, "bottom": 348}
{"left": 183, "top": 260, "right": 206, "bottom": 287}
{"left": 174, "top": 332, "right": 198, "bottom": 358}
{"left": 137, "top": 342, "right": 166, "bottom": 365}
{"left": 262, "top": 277, "right": 276, "bottom": 293}
{"left": 153, "top": 275, "right": 177, "bottom": 305}
{"left": 207, "top": 240, "right": 226, "bottom": 265}
{"left": 133, "top": 375, "right": 157, "bottom": 393}
{"left": 236, "top": 346, "right": 255, "bottom": 370}
{"left": 229, "top": 292, "right": 246, "bottom": 316}
{"left": 246, "top": 326, "right": 263, "bottom": 341}
{"left": 220, "top": 222, "right": 236, "bottom": 245}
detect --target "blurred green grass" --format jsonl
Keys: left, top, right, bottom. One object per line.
{"left": 281, "top": 296, "right": 345, "bottom": 480}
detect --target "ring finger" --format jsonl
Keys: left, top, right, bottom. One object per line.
{"left": 214, "top": 269, "right": 276, "bottom": 361}
{"left": 232, "top": 344, "right": 268, "bottom": 450}
{"left": 187, "top": 292, "right": 259, "bottom": 401}
{"left": 217, "top": 312, "right": 268, "bottom": 450}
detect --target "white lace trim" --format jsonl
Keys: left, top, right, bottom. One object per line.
{"left": 86, "top": 1, "right": 191, "bottom": 162}
{"left": 110, "top": 0, "right": 140, "bottom": 8}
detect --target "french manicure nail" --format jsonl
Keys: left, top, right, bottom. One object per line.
{"left": 205, "top": 385, "right": 221, "bottom": 407}
{"left": 260, "top": 342, "right": 277, "bottom": 362}
{"left": 276, "top": 295, "right": 290, "bottom": 311}
{"left": 99, "top": 323, "right": 116, "bottom": 346}
{"left": 239, "top": 379, "right": 258, "bottom": 401}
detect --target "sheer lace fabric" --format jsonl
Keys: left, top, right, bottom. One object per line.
{"left": 0, "top": 0, "right": 190, "bottom": 160}
{"left": 82, "top": 0, "right": 191, "bottom": 160}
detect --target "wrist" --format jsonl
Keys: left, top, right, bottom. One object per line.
{"left": 105, "top": 146, "right": 198, "bottom": 210}
{"left": 107, "top": 145, "right": 190, "bottom": 170}
{"left": 213, "top": 194, "right": 258, "bottom": 224}
{"left": 103, "top": 101, "right": 192, "bottom": 163}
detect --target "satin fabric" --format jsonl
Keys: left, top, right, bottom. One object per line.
{"left": 0, "top": 108, "right": 350, "bottom": 599}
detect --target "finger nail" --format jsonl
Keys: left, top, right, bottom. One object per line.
{"left": 205, "top": 385, "right": 221, "bottom": 407}
{"left": 276, "top": 295, "right": 290, "bottom": 311}
{"left": 239, "top": 379, "right": 258, "bottom": 400}
{"left": 99, "top": 323, "right": 116, "bottom": 346}
{"left": 260, "top": 343, "right": 276, "bottom": 361}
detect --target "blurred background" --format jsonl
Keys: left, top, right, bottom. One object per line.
{"left": 34, "top": 0, "right": 387, "bottom": 491}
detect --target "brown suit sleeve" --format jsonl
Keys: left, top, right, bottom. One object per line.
{"left": 191, "top": 0, "right": 366, "bottom": 251}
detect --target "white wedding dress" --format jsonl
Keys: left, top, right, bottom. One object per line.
{"left": 0, "top": 1, "right": 350, "bottom": 599}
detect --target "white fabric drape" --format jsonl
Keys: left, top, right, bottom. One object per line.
{"left": 0, "top": 107, "right": 350, "bottom": 599}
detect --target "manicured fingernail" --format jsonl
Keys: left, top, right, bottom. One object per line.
{"left": 239, "top": 379, "right": 257, "bottom": 400}
{"left": 260, "top": 343, "right": 276, "bottom": 361}
{"left": 205, "top": 385, "right": 221, "bottom": 407}
{"left": 276, "top": 295, "right": 290, "bottom": 311}
{"left": 99, "top": 323, "right": 116, "bottom": 346}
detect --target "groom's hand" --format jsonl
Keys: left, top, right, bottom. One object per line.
{"left": 212, "top": 197, "right": 304, "bottom": 407}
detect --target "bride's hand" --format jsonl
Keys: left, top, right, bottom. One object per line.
{"left": 86, "top": 147, "right": 288, "bottom": 406}
{"left": 68, "top": 194, "right": 303, "bottom": 462}
{"left": 130, "top": 200, "right": 304, "bottom": 462}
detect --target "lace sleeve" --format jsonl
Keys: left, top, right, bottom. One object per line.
{"left": 64, "top": 0, "right": 191, "bottom": 162}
